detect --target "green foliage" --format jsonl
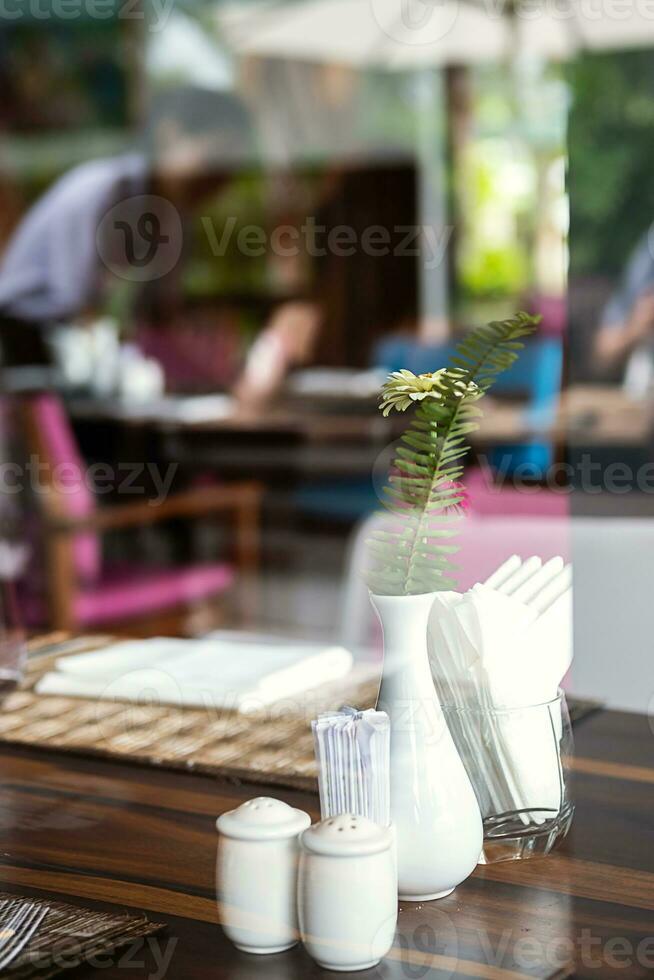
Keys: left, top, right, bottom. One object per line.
{"left": 456, "top": 142, "right": 532, "bottom": 301}
{"left": 366, "top": 313, "right": 539, "bottom": 596}
{"left": 568, "top": 50, "right": 654, "bottom": 278}
{"left": 459, "top": 243, "right": 529, "bottom": 300}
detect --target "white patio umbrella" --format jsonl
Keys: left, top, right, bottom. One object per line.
{"left": 218, "top": 0, "right": 511, "bottom": 68}
{"left": 217, "top": 0, "right": 654, "bottom": 68}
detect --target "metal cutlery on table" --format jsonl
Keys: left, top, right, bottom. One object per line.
{"left": 0, "top": 899, "right": 49, "bottom": 971}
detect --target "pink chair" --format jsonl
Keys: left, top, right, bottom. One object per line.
{"left": 18, "top": 393, "right": 261, "bottom": 632}
{"left": 455, "top": 515, "right": 570, "bottom": 592}
{"left": 527, "top": 292, "right": 567, "bottom": 337}
{"left": 456, "top": 466, "right": 570, "bottom": 590}
{"left": 464, "top": 466, "right": 569, "bottom": 520}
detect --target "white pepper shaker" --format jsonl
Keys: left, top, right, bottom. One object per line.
{"left": 216, "top": 796, "right": 310, "bottom": 954}
{"left": 298, "top": 813, "right": 397, "bottom": 972}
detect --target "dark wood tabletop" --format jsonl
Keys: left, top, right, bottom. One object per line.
{"left": 1, "top": 707, "right": 653, "bottom": 980}
{"left": 68, "top": 385, "right": 654, "bottom": 448}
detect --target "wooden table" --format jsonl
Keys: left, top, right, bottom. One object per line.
{"left": 1, "top": 708, "right": 653, "bottom": 978}
{"left": 69, "top": 385, "right": 654, "bottom": 458}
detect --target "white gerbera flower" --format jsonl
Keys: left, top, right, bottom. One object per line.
{"left": 379, "top": 368, "right": 479, "bottom": 416}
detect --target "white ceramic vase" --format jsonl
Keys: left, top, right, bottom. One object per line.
{"left": 371, "top": 592, "right": 483, "bottom": 901}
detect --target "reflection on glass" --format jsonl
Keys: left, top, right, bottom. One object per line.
{"left": 0, "top": 567, "right": 26, "bottom": 701}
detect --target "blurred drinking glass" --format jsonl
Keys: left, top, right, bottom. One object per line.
{"left": 0, "top": 543, "right": 27, "bottom": 702}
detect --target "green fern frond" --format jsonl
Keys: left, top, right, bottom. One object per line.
{"left": 449, "top": 311, "right": 538, "bottom": 391}
{"left": 365, "top": 312, "right": 539, "bottom": 596}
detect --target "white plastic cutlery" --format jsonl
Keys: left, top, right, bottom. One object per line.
{"left": 483, "top": 554, "right": 571, "bottom": 613}
{"left": 429, "top": 553, "right": 574, "bottom": 834}
{"left": 531, "top": 564, "right": 573, "bottom": 615}
{"left": 483, "top": 555, "right": 521, "bottom": 590}
{"left": 496, "top": 555, "right": 542, "bottom": 596}
{"left": 511, "top": 556, "right": 564, "bottom": 605}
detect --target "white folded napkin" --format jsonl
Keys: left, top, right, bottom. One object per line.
{"left": 114, "top": 394, "right": 234, "bottom": 422}
{"left": 36, "top": 633, "right": 353, "bottom": 713}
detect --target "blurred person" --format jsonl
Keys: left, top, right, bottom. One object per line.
{"left": 0, "top": 86, "right": 252, "bottom": 376}
{"left": 233, "top": 301, "right": 321, "bottom": 408}
{"left": 595, "top": 224, "right": 654, "bottom": 381}
{"left": 235, "top": 161, "right": 420, "bottom": 408}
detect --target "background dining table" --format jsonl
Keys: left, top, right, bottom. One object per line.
{"left": 67, "top": 385, "right": 654, "bottom": 447}
{"left": 0, "top": 694, "right": 653, "bottom": 978}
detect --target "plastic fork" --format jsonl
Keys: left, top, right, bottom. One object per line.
{"left": 484, "top": 555, "right": 571, "bottom": 614}
{"left": 496, "top": 556, "right": 542, "bottom": 596}
{"left": 531, "top": 564, "right": 573, "bottom": 615}
{"left": 0, "top": 900, "right": 49, "bottom": 970}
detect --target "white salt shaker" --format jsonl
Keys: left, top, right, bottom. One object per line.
{"left": 298, "top": 814, "right": 397, "bottom": 971}
{"left": 216, "top": 796, "right": 310, "bottom": 954}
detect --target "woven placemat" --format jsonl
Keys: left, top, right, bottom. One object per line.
{"left": 0, "top": 636, "right": 600, "bottom": 793}
{"left": 0, "top": 635, "right": 377, "bottom": 792}
{"left": 0, "top": 893, "right": 164, "bottom": 979}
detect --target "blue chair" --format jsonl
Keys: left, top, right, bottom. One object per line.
{"left": 294, "top": 477, "right": 380, "bottom": 522}
{"left": 296, "top": 331, "right": 562, "bottom": 522}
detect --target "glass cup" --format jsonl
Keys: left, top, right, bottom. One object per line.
{"left": 442, "top": 691, "right": 574, "bottom": 864}
{"left": 0, "top": 568, "right": 26, "bottom": 702}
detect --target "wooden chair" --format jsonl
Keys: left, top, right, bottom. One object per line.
{"left": 18, "top": 393, "right": 262, "bottom": 633}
